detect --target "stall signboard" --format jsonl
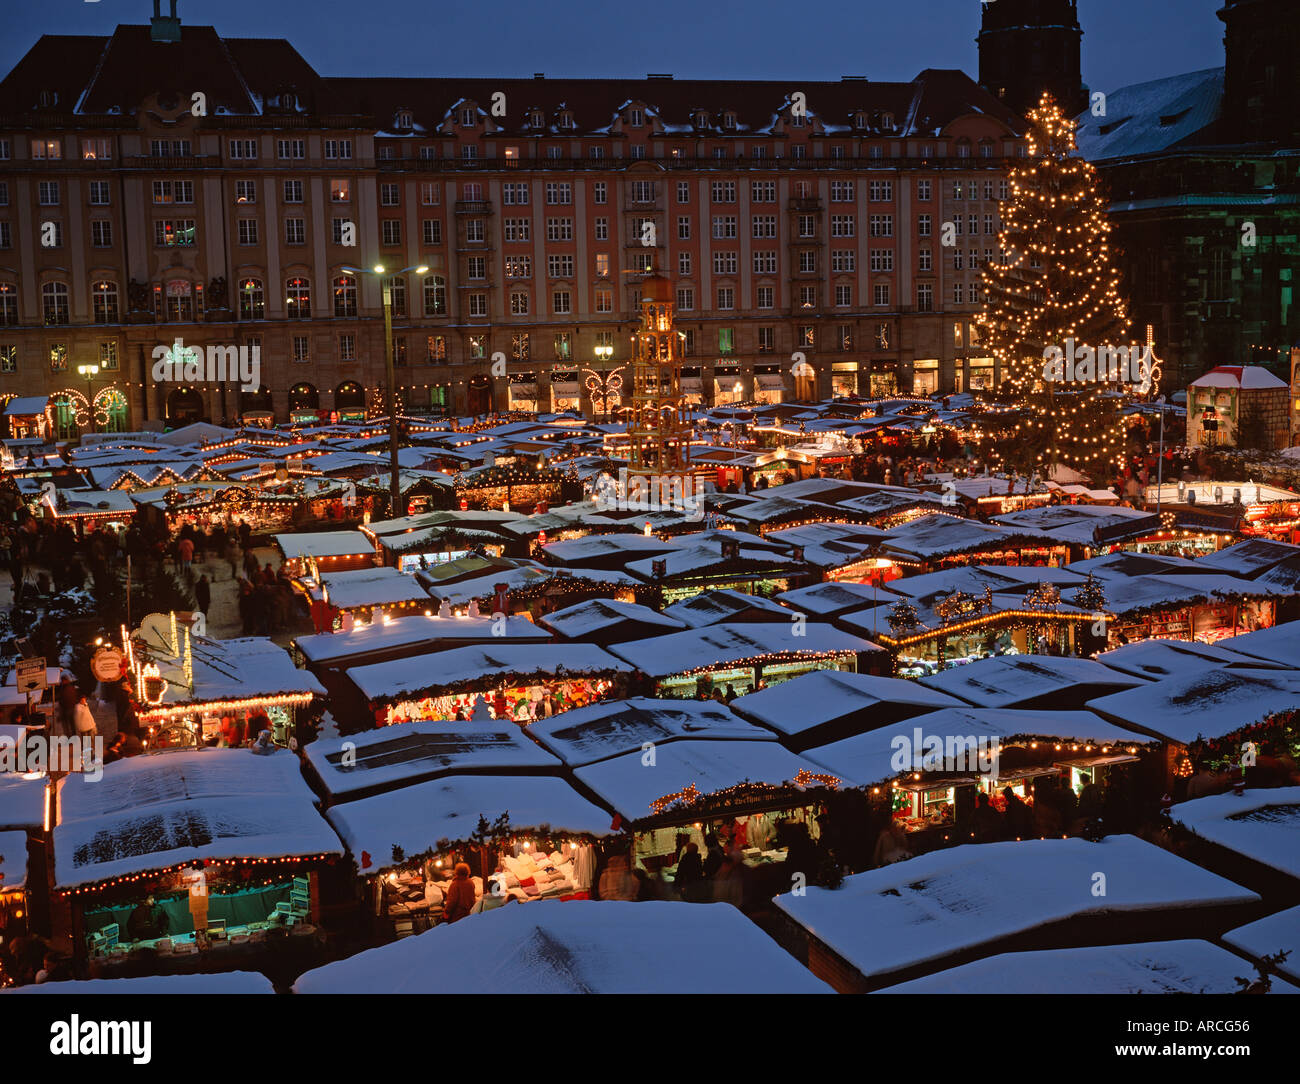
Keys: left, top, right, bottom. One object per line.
{"left": 91, "top": 647, "right": 125, "bottom": 682}
{"left": 15, "top": 657, "right": 46, "bottom": 695}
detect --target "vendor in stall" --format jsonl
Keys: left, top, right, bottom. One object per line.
{"left": 126, "top": 895, "right": 169, "bottom": 942}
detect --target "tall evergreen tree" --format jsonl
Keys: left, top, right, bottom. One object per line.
{"left": 977, "top": 93, "right": 1131, "bottom": 481}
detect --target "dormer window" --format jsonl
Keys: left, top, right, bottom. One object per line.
{"left": 559, "top": 111, "right": 575, "bottom": 130}
{"left": 628, "top": 107, "right": 644, "bottom": 127}
{"left": 38, "top": 89, "right": 59, "bottom": 108}
{"left": 956, "top": 138, "right": 971, "bottom": 158}
{"left": 395, "top": 109, "right": 414, "bottom": 131}
{"left": 693, "top": 111, "right": 708, "bottom": 128}
{"left": 790, "top": 112, "right": 806, "bottom": 128}
{"left": 529, "top": 109, "right": 543, "bottom": 127}
{"left": 460, "top": 107, "right": 475, "bottom": 127}
{"left": 854, "top": 111, "right": 868, "bottom": 130}
{"left": 722, "top": 111, "right": 736, "bottom": 130}
{"left": 881, "top": 112, "right": 895, "bottom": 131}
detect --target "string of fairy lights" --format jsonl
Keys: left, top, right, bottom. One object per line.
{"left": 976, "top": 93, "right": 1129, "bottom": 481}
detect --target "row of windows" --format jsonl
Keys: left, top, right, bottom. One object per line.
{"left": 0, "top": 340, "right": 118, "bottom": 374}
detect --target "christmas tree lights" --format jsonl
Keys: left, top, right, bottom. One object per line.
{"left": 977, "top": 93, "right": 1130, "bottom": 482}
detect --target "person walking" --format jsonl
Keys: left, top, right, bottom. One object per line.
{"left": 598, "top": 854, "right": 638, "bottom": 901}
{"left": 195, "top": 574, "right": 211, "bottom": 617}
{"left": 177, "top": 535, "right": 195, "bottom": 579}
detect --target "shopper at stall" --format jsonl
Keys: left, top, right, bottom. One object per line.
{"left": 702, "top": 834, "right": 725, "bottom": 880}
{"left": 597, "top": 854, "right": 638, "bottom": 902}
{"left": 49, "top": 678, "right": 96, "bottom": 741}
{"left": 674, "top": 842, "right": 705, "bottom": 902}
{"left": 444, "top": 862, "right": 477, "bottom": 923}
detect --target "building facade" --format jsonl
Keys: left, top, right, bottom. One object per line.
{"left": 1076, "top": 0, "right": 1300, "bottom": 393}
{"left": 0, "top": 18, "right": 1024, "bottom": 432}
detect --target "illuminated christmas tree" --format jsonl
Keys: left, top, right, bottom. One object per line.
{"left": 977, "top": 93, "right": 1129, "bottom": 481}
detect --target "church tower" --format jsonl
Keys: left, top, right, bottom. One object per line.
{"left": 1219, "top": 0, "right": 1300, "bottom": 144}
{"left": 978, "top": 0, "right": 1086, "bottom": 118}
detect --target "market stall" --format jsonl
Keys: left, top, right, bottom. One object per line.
{"left": 607, "top": 621, "right": 883, "bottom": 698}
{"left": 54, "top": 749, "right": 345, "bottom": 978}
{"left": 125, "top": 612, "right": 324, "bottom": 748}
{"left": 346, "top": 642, "right": 633, "bottom": 726}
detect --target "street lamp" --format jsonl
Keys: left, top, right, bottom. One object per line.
{"left": 77, "top": 364, "right": 99, "bottom": 435}
{"left": 341, "top": 263, "right": 428, "bottom": 517}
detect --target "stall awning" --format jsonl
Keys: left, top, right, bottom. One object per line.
{"left": 4, "top": 396, "right": 48, "bottom": 416}
{"left": 510, "top": 384, "right": 539, "bottom": 396}
{"left": 551, "top": 381, "right": 580, "bottom": 396}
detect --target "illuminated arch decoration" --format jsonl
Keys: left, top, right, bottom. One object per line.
{"left": 49, "top": 389, "right": 90, "bottom": 438}
{"left": 93, "top": 387, "right": 129, "bottom": 432}
{"left": 582, "top": 365, "right": 625, "bottom": 419}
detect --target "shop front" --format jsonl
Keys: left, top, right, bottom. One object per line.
{"left": 831, "top": 363, "right": 859, "bottom": 398}
{"left": 890, "top": 777, "right": 976, "bottom": 835}
{"left": 911, "top": 359, "right": 939, "bottom": 396}
{"left": 549, "top": 372, "right": 581, "bottom": 413}
{"left": 508, "top": 374, "right": 540, "bottom": 413}
{"left": 754, "top": 372, "right": 785, "bottom": 405}
{"left": 681, "top": 369, "right": 704, "bottom": 406}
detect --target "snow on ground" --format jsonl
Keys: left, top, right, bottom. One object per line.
{"left": 5, "top": 971, "right": 276, "bottom": 995}
{"left": 292, "top": 900, "right": 830, "bottom": 994}
{"left": 1223, "top": 905, "right": 1300, "bottom": 984}
{"left": 1170, "top": 786, "right": 1300, "bottom": 880}
{"left": 774, "top": 836, "right": 1258, "bottom": 983}
{"left": 875, "top": 939, "right": 1297, "bottom": 994}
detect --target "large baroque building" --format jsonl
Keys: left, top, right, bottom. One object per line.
{"left": 1075, "top": 0, "right": 1300, "bottom": 394}
{"left": 0, "top": 13, "right": 1024, "bottom": 431}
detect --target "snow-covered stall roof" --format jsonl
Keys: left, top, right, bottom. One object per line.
{"left": 574, "top": 739, "right": 836, "bottom": 821}
{"left": 312, "top": 566, "right": 432, "bottom": 609}
{"left": 527, "top": 697, "right": 774, "bottom": 767}
{"left": 774, "top": 836, "right": 1258, "bottom": 986}
{"left": 348, "top": 643, "right": 631, "bottom": 702}
{"left": 802, "top": 708, "right": 1153, "bottom": 789}
{"left": 325, "top": 774, "right": 613, "bottom": 867}
{"left": 731, "top": 671, "right": 962, "bottom": 740}
{"left": 876, "top": 940, "right": 1297, "bottom": 995}
{"left": 293, "top": 901, "right": 830, "bottom": 994}
{"left": 539, "top": 598, "right": 685, "bottom": 639}
{"left": 294, "top": 612, "right": 548, "bottom": 665}
{"left": 274, "top": 530, "right": 375, "bottom": 561}
{"left": 1096, "top": 638, "right": 1277, "bottom": 681}
{"left": 1219, "top": 620, "right": 1300, "bottom": 666}
{"left": 1087, "top": 668, "right": 1300, "bottom": 744}
{"left": 1171, "top": 787, "right": 1300, "bottom": 881}
{"left": 422, "top": 564, "right": 640, "bottom": 606}
{"left": 775, "top": 580, "right": 886, "bottom": 616}
{"left": 878, "top": 514, "right": 1056, "bottom": 561}
{"left": 991, "top": 503, "right": 1159, "bottom": 546}
{"left": 918, "top": 655, "right": 1147, "bottom": 709}
{"left": 0, "top": 776, "right": 47, "bottom": 831}
{"left": 607, "top": 622, "right": 880, "bottom": 677}
{"left": 4, "top": 971, "right": 276, "bottom": 995}
{"left": 304, "top": 719, "right": 561, "bottom": 801}
{"left": 54, "top": 749, "right": 344, "bottom": 888}
{"left": 131, "top": 624, "right": 325, "bottom": 712}
{"left": 662, "top": 588, "right": 792, "bottom": 627}
{"left": 624, "top": 541, "right": 797, "bottom": 581}
{"left": 1196, "top": 539, "right": 1300, "bottom": 579}
{"left": 1067, "top": 572, "right": 1288, "bottom": 616}
{"left": 0, "top": 829, "right": 29, "bottom": 891}
{"left": 1224, "top": 905, "right": 1300, "bottom": 985}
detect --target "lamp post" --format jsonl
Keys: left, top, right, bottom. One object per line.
{"left": 77, "top": 363, "right": 99, "bottom": 436}
{"left": 342, "top": 263, "right": 427, "bottom": 517}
